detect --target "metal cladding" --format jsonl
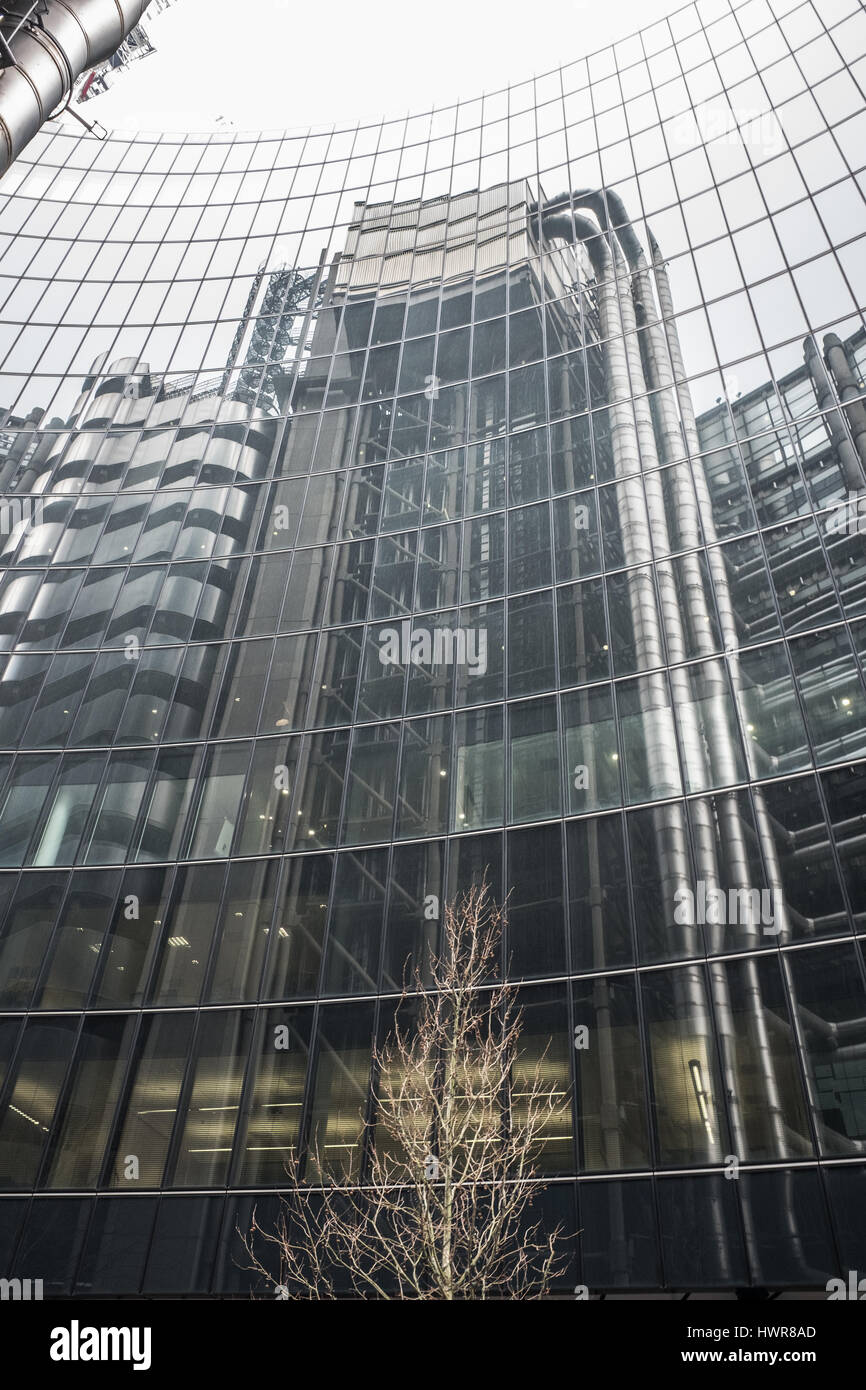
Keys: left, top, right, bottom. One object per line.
{"left": 0, "top": 0, "right": 149, "bottom": 174}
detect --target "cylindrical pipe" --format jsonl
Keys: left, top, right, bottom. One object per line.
{"left": 0, "top": 1, "right": 149, "bottom": 175}
{"left": 535, "top": 192, "right": 803, "bottom": 1263}
{"left": 824, "top": 332, "right": 866, "bottom": 471}
{"left": 803, "top": 335, "right": 864, "bottom": 491}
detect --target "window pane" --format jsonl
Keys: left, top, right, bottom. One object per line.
{"left": 237, "top": 1006, "right": 313, "bottom": 1185}
{"left": 0, "top": 755, "right": 53, "bottom": 866}
{"left": 90, "top": 867, "right": 171, "bottom": 1009}
{"left": 43, "top": 1014, "right": 137, "bottom": 1188}
{"left": 676, "top": 659, "right": 747, "bottom": 794}
{"left": 0, "top": 655, "right": 51, "bottom": 749}
{"left": 306, "top": 1001, "right": 375, "bottom": 1181}
{"left": 36, "top": 869, "right": 121, "bottom": 1009}
{"left": 507, "top": 590, "right": 555, "bottom": 696}
{"left": 738, "top": 643, "right": 810, "bottom": 775}
{"left": 786, "top": 944, "right": 866, "bottom": 1157}
{"left": 263, "top": 853, "right": 332, "bottom": 1000}
{"left": 573, "top": 973, "right": 649, "bottom": 1169}
{"left": 566, "top": 814, "right": 632, "bottom": 971}
{"left": 116, "top": 650, "right": 183, "bottom": 747}
{"left": 305, "top": 627, "right": 363, "bottom": 729}
{"left": 562, "top": 684, "right": 621, "bottom": 814}
{"left": 133, "top": 750, "right": 198, "bottom": 863}
{"left": 207, "top": 641, "right": 271, "bottom": 741}
{"left": 507, "top": 825, "right": 565, "bottom": 977}
{"left": 323, "top": 849, "right": 388, "bottom": 995}
{"left": 509, "top": 696, "right": 561, "bottom": 823}
{"left": 207, "top": 858, "right": 279, "bottom": 1003}
{"left": 342, "top": 723, "right": 399, "bottom": 846}
{"left": 0, "top": 1016, "right": 78, "bottom": 1187}
{"left": 148, "top": 864, "right": 223, "bottom": 1007}
{"left": 254, "top": 635, "right": 314, "bottom": 734}
{"left": 81, "top": 751, "right": 153, "bottom": 865}
{"left": 617, "top": 674, "right": 682, "bottom": 803}
{"left": 396, "top": 715, "right": 451, "bottom": 839}
{"left": 0, "top": 872, "right": 63, "bottom": 1008}
{"left": 29, "top": 753, "right": 105, "bottom": 868}
{"left": 185, "top": 743, "right": 251, "bottom": 860}
{"left": 383, "top": 840, "right": 446, "bottom": 991}
{"left": 514, "top": 986, "right": 572, "bottom": 1171}
{"left": 557, "top": 578, "right": 609, "bottom": 687}
{"left": 508, "top": 502, "right": 552, "bottom": 592}
{"left": 108, "top": 1013, "right": 195, "bottom": 1188}
{"left": 21, "top": 652, "right": 93, "bottom": 748}
{"left": 790, "top": 627, "right": 866, "bottom": 765}
{"left": 642, "top": 966, "right": 729, "bottom": 1166}
{"left": 235, "top": 736, "right": 298, "bottom": 857}
{"left": 172, "top": 1009, "right": 253, "bottom": 1188}
{"left": 712, "top": 955, "right": 812, "bottom": 1162}
{"left": 454, "top": 707, "right": 503, "bottom": 830}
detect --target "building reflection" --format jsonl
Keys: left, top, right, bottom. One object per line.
{"left": 0, "top": 103, "right": 864, "bottom": 1293}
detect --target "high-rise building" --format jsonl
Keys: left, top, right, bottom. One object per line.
{"left": 0, "top": 0, "right": 865, "bottom": 1299}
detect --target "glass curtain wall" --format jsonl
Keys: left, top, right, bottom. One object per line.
{"left": 0, "top": 0, "right": 865, "bottom": 1295}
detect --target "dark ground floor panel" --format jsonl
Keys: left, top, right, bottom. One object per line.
{"left": 1, "top": 1164, "right": 864, "bottom": 1298}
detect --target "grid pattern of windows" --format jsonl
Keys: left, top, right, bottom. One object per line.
{"left": 0, "top": 0, "right": 866, "bottom": 1295}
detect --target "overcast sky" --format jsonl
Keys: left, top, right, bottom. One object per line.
{"left": 91, "top": 0, "right": 682, "bottom": 134}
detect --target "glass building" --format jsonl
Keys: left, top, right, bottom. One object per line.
{"left": 0, "top": 0, "right": 865, "bottom": 1298}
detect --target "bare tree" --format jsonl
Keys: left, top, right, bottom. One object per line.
{"left": 242, "top": 883, "right": 572, "bottom": 1299}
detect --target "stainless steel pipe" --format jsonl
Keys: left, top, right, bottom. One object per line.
{"left": 0, "top": 1, "right": 149, "bottom": 174}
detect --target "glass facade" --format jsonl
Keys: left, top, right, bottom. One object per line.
{"left": 0, "top": 0, "right": 865, "bottom": 1296}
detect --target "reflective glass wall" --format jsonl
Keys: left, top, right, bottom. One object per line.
{"left": 0, "top": 0, "right": 865, "bottom": 1295}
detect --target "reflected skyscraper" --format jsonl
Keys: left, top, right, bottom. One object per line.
{"left": 0, "top": 0, "right": 864, "bottom": 1298}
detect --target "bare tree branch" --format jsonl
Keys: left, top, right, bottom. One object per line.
{"left": 241, "top": 883, "right": 575, "bottom": 1300}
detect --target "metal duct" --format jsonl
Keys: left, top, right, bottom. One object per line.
{"left": 0, "top": 0, "right": 149, "bottom": 175}
{"left": 824, "top": 331, "right": 866, "bottom": 470}
{"left": 534, "top": 191, "right": 806, "bottom": 1255}
{"left": 803, "top": 334, "right": 865, "bottom": 491}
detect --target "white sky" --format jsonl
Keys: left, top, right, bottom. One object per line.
{"left": 91, "top": 0, "right": 681, "bottom": 134}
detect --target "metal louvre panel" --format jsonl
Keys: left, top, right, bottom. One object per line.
{"left": 407, "top": 249, "right": 444, "bottom": 286}
{"left": 383, "top": 228, "right": 415, "bottom": 253}
{"left": 475, "top": 232, "right": 509, "bottom": 273}
{"left": 447, "top": 191, "right": 479, "bottom": 221}
{"left": 389, "top": 205, "right": 420, "bottom": 228}
{"left": 417, "top": 199, "right": 448, "bottom": 228}
{"left": 379, "top": 250, "right": 413, "bottom": 287}
{"left": 478, "top": 184, "right": 509, "bottom": 215}
{"left": 346, "top": 257, "right": 380, "bottom": 291}
{"left": 442, "top": 242, "right": 474, "bottom": 281}
{"left": 355, "top": 229, "right": 388, "bottom": 257}
{"left": 416, "top": 220, "right": 448, "bottom": 250}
